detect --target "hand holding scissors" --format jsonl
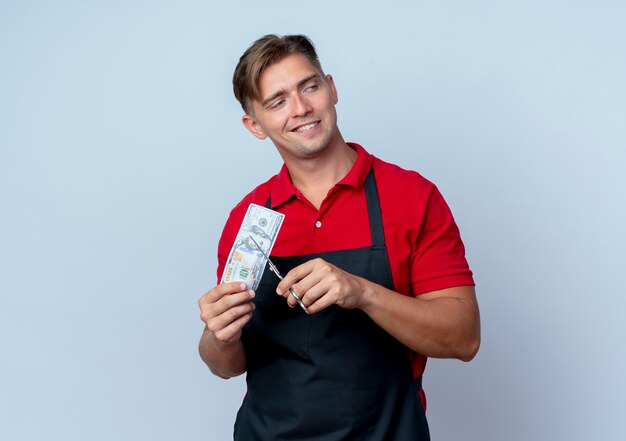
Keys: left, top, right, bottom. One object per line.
{"left": 249, "top": 236, "right": 309, "bottom": 313}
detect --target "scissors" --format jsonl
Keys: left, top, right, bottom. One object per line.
{"left": 248, "top": 235, "right": 309, "bottom": 313}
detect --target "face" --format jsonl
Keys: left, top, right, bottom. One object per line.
{"left": 242, "top": 54, "right": 340, "bottom": 161}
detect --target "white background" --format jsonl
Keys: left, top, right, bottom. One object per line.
{"left": 1, "top": 1, "right": 625, "bottom": 439}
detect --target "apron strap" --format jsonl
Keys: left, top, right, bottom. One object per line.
{"left": 414, "top": 376, "right": 423, "bottom": 391}
{"left": 363, "top": 169, "right": 386, "bottom": 248}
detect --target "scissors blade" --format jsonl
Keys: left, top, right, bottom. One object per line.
{"left": 248, "top": 236, "right": 277, "bottom": 273}
{"left": 248, "top": 235, "right": 265, "bottom": 256}
{"left": 248, "top": 235, "right": 308, "bottom": 313}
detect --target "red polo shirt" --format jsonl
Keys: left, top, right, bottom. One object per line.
{"left": 216, "top": 143, "right": 474, "bottom": 384}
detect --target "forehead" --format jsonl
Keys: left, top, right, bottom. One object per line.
{"left": 257, "top": 54, "right": 322, "bottom": 99}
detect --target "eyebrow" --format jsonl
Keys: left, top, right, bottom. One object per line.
{"left": 261, "top": 74, "right": 320, "bottom": 108}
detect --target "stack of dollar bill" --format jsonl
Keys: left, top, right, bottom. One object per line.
{"left": 221, "top": 204, "right": 285, "bottom": 290}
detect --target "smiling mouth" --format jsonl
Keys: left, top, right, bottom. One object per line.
{"left": 292, "top": 121, "right": 320, "bottom": 132}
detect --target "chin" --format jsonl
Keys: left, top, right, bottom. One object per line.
{"left": 295, "top": 142, "right": 330, "bottom": 158}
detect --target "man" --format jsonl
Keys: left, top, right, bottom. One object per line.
{"left": 198, "top": 34, "right": 480, "bottom": 440}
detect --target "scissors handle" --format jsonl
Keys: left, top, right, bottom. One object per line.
{"left": 288, "top": 287, "right": 308, "bottom": 313}
{"left": 249, "top": 235, "right": 308, "bottom": 313}
{"left": 266, "top": 260, "right": 307, "bottom": 312}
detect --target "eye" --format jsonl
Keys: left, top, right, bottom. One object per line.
{"left": 268, "top": 99, "right": 285, "bottom": 110}
{"left": 303, "top": 82, "right": 318, "bottom": 93}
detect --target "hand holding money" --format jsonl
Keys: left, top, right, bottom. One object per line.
{"left": 197, "top": 281, "right": 254, "bottom": 378}
{"left": 198, "top": 281, "right": 256, "bottom": 345}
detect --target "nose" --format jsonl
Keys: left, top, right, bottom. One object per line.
{"left": 291, "top": 93, "right": 312, "bottom": 117}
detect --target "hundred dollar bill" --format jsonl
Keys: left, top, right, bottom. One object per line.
{"left": 220, "top": 203, "right": 285, "bottom": 290}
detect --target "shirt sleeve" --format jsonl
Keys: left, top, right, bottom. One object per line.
{"left": 410, "top": 185, "right": 474, "bottom": 295}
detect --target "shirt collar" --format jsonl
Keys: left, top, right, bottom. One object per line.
{"left": 269, "top": 142, "right": 373, "bottom": 208}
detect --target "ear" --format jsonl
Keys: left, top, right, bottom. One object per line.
{"left": 242, "top": 114, "right": 267, "bottom": 140}
{"left": 326, "top": 74, "right": 339, "bottom": 105}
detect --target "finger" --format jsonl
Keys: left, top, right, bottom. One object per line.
{"left": 283, "top": 278, "right": 320, "bottom": 309}
{"left": 199, "top": 283, "right": 251, "bottom": 312}
{"left": 297, "top": 280, "right": 330, "bottom": 308}
{"left": 200, "top": 290, "right": 254, "bottom": 322}
{"left": 200, "top": 290, "right": 255, "bottom": 324}
{"left": 286, "top": 285, "right": 333, "bottom": 314}
{"left": 288, "top": 262, "right": 335, "bottom": 305}
{"left": 303, "top": 293, "right": 334, "bottom": 314}
{"left": 200, "top": 282, "right": 249, "bottom": 304}
{"left": 291, "top": 268, "right": 352, "bottom": 311}
{"left": 285, "top": 288, "right": 303, "bottom": 309}
{"left": 212, "top": 301, "right": 255, "bottom": 333}
{"left": 213, "top": 311, "right": 254, "bottom": 343}
{"left": 206, "top": 301, "right": 256, "bottom": 334}
{"left": 276, "top": 259, "right": 320, "bottom": 295}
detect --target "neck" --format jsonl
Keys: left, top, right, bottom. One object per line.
{"left": 283, "top": 137, "right": 357, "bottom": 209}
